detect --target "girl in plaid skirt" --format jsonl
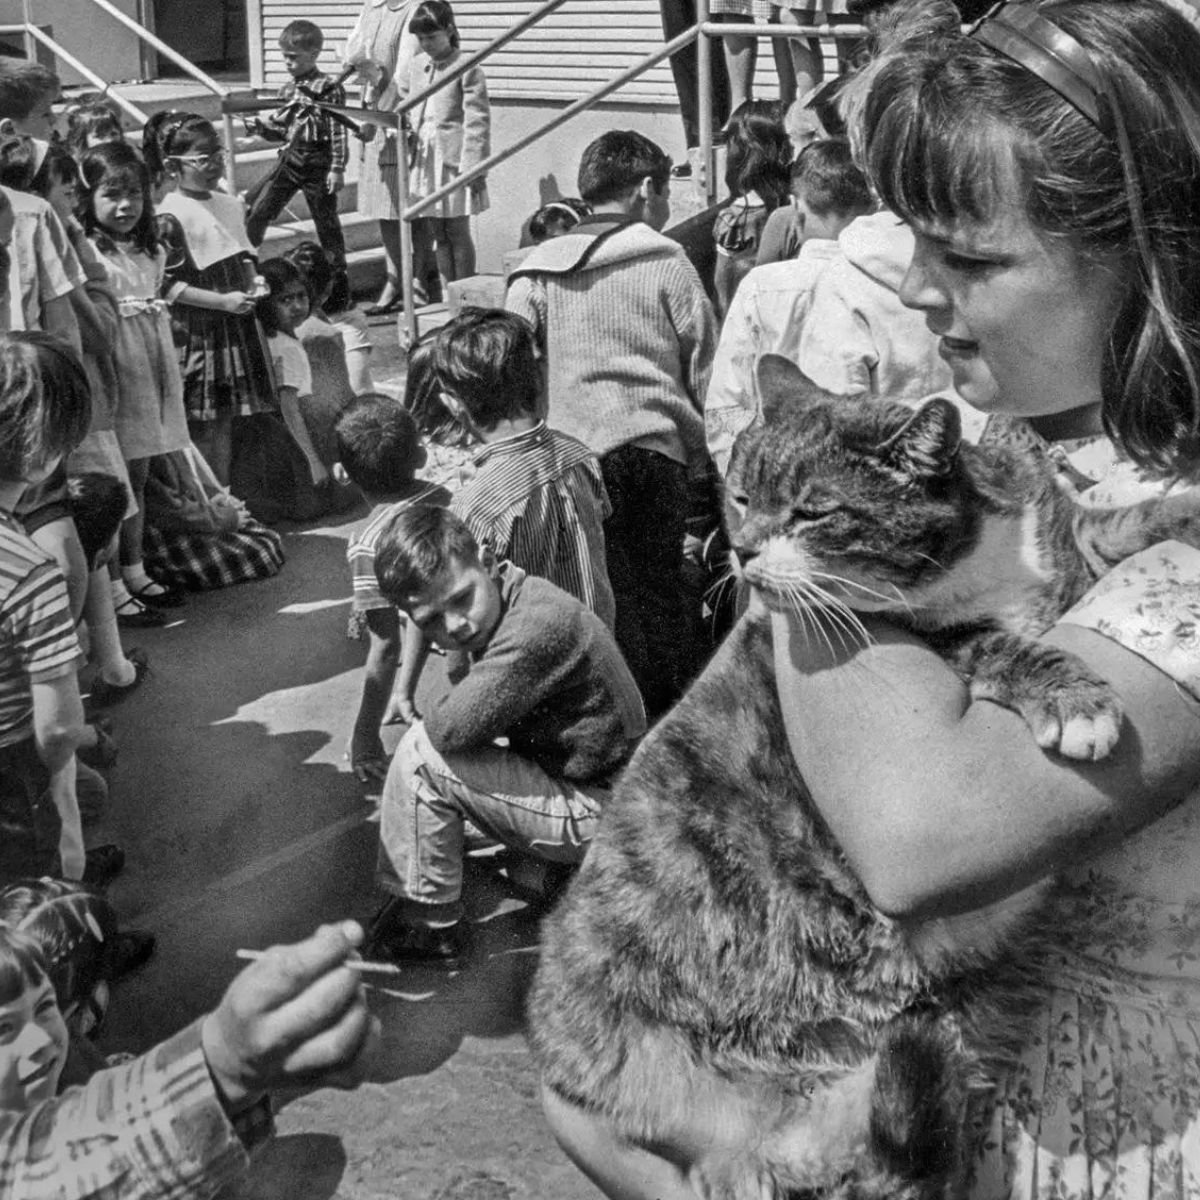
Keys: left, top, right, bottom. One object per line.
{"left": 145, "top": 112, "right": 275, "bottom": 487}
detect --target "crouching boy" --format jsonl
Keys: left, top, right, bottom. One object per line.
{"left": 366, "top": 505, "right": 646, "bottom": 967}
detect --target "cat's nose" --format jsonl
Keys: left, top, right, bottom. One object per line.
{"left": 730, "top": 543, "right": 759, "bottom": 572}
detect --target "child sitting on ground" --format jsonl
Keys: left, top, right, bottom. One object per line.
{"left": 706, "top": 138, "right": 875, "bottom": 474}
{"left": 433, "top": 308, "right": 614, "bottom": 630}
{"left": 334, "top": 396, "right": 450, "bottom": 784}
{"left": 402, "top": 340, "right": 476, "bottom": 495}
{"left": 365, "top": 505, "right": 645, "bottom": 967}
{"left": 0, "top": 878, "right": 156, "bottom": 1085}
{"left": 0, "top": 926, "right": 69, "bottom": 1110}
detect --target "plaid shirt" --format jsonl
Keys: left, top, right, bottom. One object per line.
{"left": 0, "top": 1019, "right": 273, "bottom": 1200}
{"left": 260, "top": 69, "right": 348, "bottom": 172}
{"left": 451, "top": 423, "right": 616, "bottom": 630}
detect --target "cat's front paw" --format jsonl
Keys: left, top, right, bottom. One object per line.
{"left": 1021, "top": 686, "right": 1124, "bottom": 761}
{"left": 957, "top": 632, "right": 1125, "bottom": 761}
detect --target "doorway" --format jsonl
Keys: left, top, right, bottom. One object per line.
{"left": 150, "top": 0, "right": 248, "bottom": 76}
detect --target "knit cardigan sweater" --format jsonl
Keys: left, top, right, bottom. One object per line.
{"left": 424, "top": 563, "right": 646, "bottom": 783}
{"left": 505, "top": 217, "right": 717, "bottom": 471}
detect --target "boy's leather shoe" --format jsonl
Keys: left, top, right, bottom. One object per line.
{"left": 366, "top": 900, "right": 469, "bottom": 969}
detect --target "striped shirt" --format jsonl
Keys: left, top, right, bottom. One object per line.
{"left": 0, "top": 512, "right": 82, "bottom": 748}
{"left": 451, "top": 423, "right": 616, "bottom": 630}
{"left": 0, "top": 1018, "right": 272, "bottom": 1199}
{"left": 346, "top": 484, "right": 450, "bottom": 614}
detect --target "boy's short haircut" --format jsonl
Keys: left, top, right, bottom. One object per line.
{"left": 0, "top": 134, "right": 35, "bottom": 190}
{"left": 790, "top": 138, "right": 872, "bottom": 217}
{"left": 374, "top": 504, "right": 479, "bottom": 605}
{"left": 0, "top": 60, "right": 59, "bottom": 122}
{"left": 335, "top": 394, "right": 423, "bottom": 495}
{"left": 0, "top": 333, "right": 91, "bottom": 482}
{"left": 577, "top": 130, "right": 671, "bottom": 205}
{"left": 66, "top": 473, "right": 127, "bottom": 566}
{"left": 279, "top": 19, "right": 324, "bottom": 52}
{"left": 432, "top": 308, "right": 540, "bottom": 430}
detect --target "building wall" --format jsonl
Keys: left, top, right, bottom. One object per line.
{"left": 0, "top": 0, "right": 145, "bottom": 86}
{"left": 257, "top": 0, "right": 681, "bottom": 103}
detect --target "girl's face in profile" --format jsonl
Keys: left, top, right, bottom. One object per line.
{"left": 897, "top": 172, "right": 1126, "bottom": 428}
{"left": 272, "top": 278, "right": 310, "bottom": 336}
{"left": 0, "top": 972, "right": 68, "bottom": 1111}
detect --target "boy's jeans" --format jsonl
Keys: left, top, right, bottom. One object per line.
{"left": 377, "top": 722, "right": 607, "bottom": 921}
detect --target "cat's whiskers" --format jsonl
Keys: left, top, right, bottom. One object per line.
{"left": 807, "top": 570, "right": 907, "bottom": 613}
{"left": 794, "top": 577, "right": 874, "bottom": 649}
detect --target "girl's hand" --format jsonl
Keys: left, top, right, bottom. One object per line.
{"left": 383, "top": 694, "right": 420, "bottom": 726}
{"left": 222, "top": 291, "right": 256, "bottom": 316}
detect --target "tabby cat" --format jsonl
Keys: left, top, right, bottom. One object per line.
{"left": 529, "top": 356, "right": 1200, "bottom": 1200}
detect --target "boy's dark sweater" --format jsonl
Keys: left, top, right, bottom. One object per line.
{"left": 424, "top": 563, "right": 645, "bottom": 782}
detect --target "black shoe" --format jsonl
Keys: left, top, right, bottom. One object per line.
{"left": 115, "top": 596, "right": 167, "bottom": 629}
{"left": 109, "top": 929, "right": 156, "bottom": 979}
{"left": 670, "top": 160, "right": 692, "bottom": 180}
{"left": 128, "top": 582, "right": 186, "bottom": 609}
{"left": 88, "top": 648, "right": 150, "bottom": 708}
{"left": 82, "top": 843, "right": 126, "bottom": 888}
{"left": 365, "top": 900, "right": 469, "bottom": 968}
{"left": 77, "top": 716, "right": 118, "bottom": 769}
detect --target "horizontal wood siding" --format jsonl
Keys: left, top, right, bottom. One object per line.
{"left": 258, "top": 0, "right": 686, "bottom": 104}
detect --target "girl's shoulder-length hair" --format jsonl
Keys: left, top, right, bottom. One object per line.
{"left": 0, "top": 925, "right": 50, "bottom": 1007}
{"left": 859, "top": 0, "right": 1200, "bottom": 482}
{"left": 79, "top": 141, "right": 159, "bottom": 257}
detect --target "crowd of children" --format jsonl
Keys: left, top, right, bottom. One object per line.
{"left": 0, "top": 0, "right": 947, "bottom": 1162}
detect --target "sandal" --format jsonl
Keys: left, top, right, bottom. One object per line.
{"left": 127, "top": 580, "right": 186, "bottom": 609}
{"left": 115, "top": 595, "right": 167, "bottom": 629}
{"left": 77, "top": 716, "right": 119, "bottom": 768}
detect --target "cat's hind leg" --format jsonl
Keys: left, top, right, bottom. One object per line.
{"left": 950, "top": 630, "right": 1123, "bottom": 760}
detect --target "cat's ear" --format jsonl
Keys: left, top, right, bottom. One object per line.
{"left": 880, "top": 398, "right": 962, "bottom": 478}
{"left": 755, "top": 354, "right": 824, "bottom": 426}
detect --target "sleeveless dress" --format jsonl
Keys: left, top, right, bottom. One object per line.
{"left": 157, "top": 191, "right": 275, "bottom": 423}
{"left": 90, "top": 239, "right": 190, "bottom": 461}
{"left": 970, "top": 434, "right": 1200, "bottom": 1199}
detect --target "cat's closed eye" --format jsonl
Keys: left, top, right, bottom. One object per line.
{"left": 790, "top": 502, "right": 839, "bottom": 522}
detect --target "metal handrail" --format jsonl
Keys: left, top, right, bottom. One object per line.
{"left": 395, "top": 0, "right": 571, "bottom": 119}
{"left": 26, "top": 0, "right": 240, "bottom": 188}
{"left": 404, "top": 25, "right": 701, "bottom": 223}
{"left": 0, "top": 24, "right": 148, "bottom": 126}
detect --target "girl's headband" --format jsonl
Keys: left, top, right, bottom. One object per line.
{"left": 968, "top": 2, "right": 1113, "bottom": 139}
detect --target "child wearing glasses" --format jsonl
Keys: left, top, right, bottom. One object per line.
{"left": 145, "top": 111, "right": 274, "bottom": 487}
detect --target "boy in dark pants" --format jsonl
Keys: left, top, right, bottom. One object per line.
{"left": 506, "top": 131, "right": 718, "bottom": 719}
{"left": 244, "top": 20, "right": 350, "bottom": 307}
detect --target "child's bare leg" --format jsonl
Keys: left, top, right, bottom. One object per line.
{"left": 779, "top": 8, "right": 822, "bottom": 98}
{"left": 85, "top": 562, "right": 137, "bottom": 686}
{"left": 714, "top": 13, "right": 758, "bottom": 115}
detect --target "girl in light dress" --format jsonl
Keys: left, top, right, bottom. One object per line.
{"left": 397, "top": 1, "right": 490, "bottom": 295}
{"left": 78, "top": 142, "right": 190, "bottom": 619}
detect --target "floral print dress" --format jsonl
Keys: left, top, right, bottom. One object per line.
{"left": 971, "top": 434, "right": 1200, "bottom": 1199}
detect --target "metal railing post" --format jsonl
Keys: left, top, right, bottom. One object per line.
{"left": 20, "top": 0, "right": 34, "bottom": 64}
{"left": 397, "top": 130, "right": 417, "bottom": 346}
{"left": 697, "top": 0, "right": 713, "bottom": 204}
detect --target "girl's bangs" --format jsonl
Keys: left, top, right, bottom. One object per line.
{"left": 866, "top": 71, "right": 1019, "bottom": 230}
{"left": 0, "top": 934, "right": 47, "bottom": 1005}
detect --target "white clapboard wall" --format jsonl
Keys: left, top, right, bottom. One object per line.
{"left": 257, "top": 0, "right": 683, "bottom": 103}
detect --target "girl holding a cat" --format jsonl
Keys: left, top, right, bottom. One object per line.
{"left": 543, "top": 2, "right": 1200, "bottom": 1197}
